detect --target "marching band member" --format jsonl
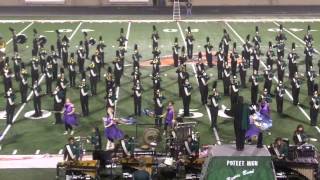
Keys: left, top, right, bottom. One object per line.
{"left": 63, "top": 98, "right": 78, "bottom": 135}
{"left": 184, "top": 135, "right": 199, "bottom": 157}
{"left": 154, "top": 88, "right": 164, "bottom": 127}
{"left": 216, "top": 44, "right": 224, "bottom": 79}
{"left": 310, "top": 84, "right": 319, "bottom": 126}
{"left": 45, "top": 61, "right": 53, "bottom": 94}
{"left": 5, "top": 88, "right": 15, "bottom": 125}
{"left": 182, "top": 78, "right": 192, "bottom": 117}
{"left": 179, "top": 46, "right": 187, "bottom": 66}
{"left": 270, "top": 137, "right": 288, "bottom": 160}
{"left": 61, "top": 35, "right": 69, "bottom": 67}
{"left": 56, "top": 30, "right": 62, "bottom": 58}
{"left": 77, "top": 41, "right": 85, "bottom": 73}
{"left": 53, "top": 86, "right": 64, "bottom": 124}
{"left": 105, "top": 88, "right": 116, "bottom": 109}
{"left": 3, "top": 62, "right": 14, "bottom": 92}
{"left": 12, "top": 52, "right": 21, "bottom": 81}
{"left": 288, "top": 43, "right": 298, "bottom": 79}
{"left": 230, "top": 42, "right": 238, "bottom": 75}
{"left": 103, "top": 107, "right": 124, "bottom": 150}
{"left": 151, "top": 25, "right": 159, "bottom": 50}
{"left": 117, "top": 28, "right": 127, "bottom": 47}
{"left": 172, "top": 37, "right": 180, "bottom": 67}
{"left": 31, "top": 54, "right": 39, "bottom": 85}
{"left": 105, "top": 67, "right": 115, "bottom": 93}
{"left": 176, "top": 65, "right": 189, "bottom": 97}
{"left": 93, "top": 51, "right": 102, "bottom": 81}
{"left": 32, "top": 29, "right": 39, "bottom": 56}
{"left": 252, "top": 48, "right": 260, "bottom": 72}
{"left": 252, "top": 26, "right": 261, "bottom": 54}
{"left": 121, "top": 134, "right": 134, "bottom": 157}
{"left": 249, "top": 70, "right": 259, "bottom": 105}
{"left": 152, "top": 72, "right": 161, "bottom": 95}
{"left": 291, "top": 72, "right": 301, "bottom": 105}
{"left": 97, "top": 36, "right": 106, "bottom": 66}
{"left": 32, "top": 80, "right": 42, "bottom": 117}
{"left": 199, "top": 69, "right": 209, "bottom": 105}
{"left": 185, "top": 26, "right": 194, "bottom": 59}
{"left": 204, "top": 37, "right": 213, "bottom": 67}
{"left": 307, "top": 66, "right": 315, "bottom": 96}
{"left": 304, "top": 41, "right": 314, "bottom": 72}
{"left": 63, "top": 137, "right": 80, "bottom": 162}
{"left": 39, "top": 45, "right": 47, "bottom": 73}
{"left": 276, "top": 57, "right": 285, "bottom": 82}
{"left": 223, "top": 62, "right": 231, "bottom": 96}
{"left": 243, "top": 35, "right": 252, "bottom": 68}
{"left": 230, "top": 76, "right": 239, "bottom": 114}
{"left": 133, "top": 79, "right": 142, "bottom": 116}
{"left": 132, "top": 44, "right": 141, "bottom": 70}
{"left": 164, "top": 101, "right": 175, "bottom": 133}
{"left": 274, "top": 81, "right": 285, "bottom": 113}
{"left": 238, "top": 57, "right": 247, "bottom": 88}
{"left": 207, "top": 81, "right": 220, "bottom": 129}
{"left": 263, "top": 65, "right": 273, "bottom": 95}
{"left": 293, "top": 124, "right": 307, "bottom": 145}
{"left": 222, "top": 29, "right": 231, "bottom": 59}
{"left": 304, "top": 25, "right": 313, "bottom": 45}
{"left": 67, "top": 53, "right": 76, "bottom": 87}
{"left": 79, "top": 74, "right": 90, "bottom": 117}
{"left": 20, "top": 63, "right": 28, "bottom": 103}
{"left": 58, "top": 69, "right": 68, "bottom": 104}
{"left": 266, "top": 41, "right": 275, "bottom": 70}
{"left": 88, "top": 62, "right": 98, "bottom": 95}
{"left": 275, "top": 24, "right": 286, "bottom": 59}
{"left": 90, "top": 127, "right": 102, "bottom": 151}
{"left": 9, "top": 27, "right": 18, "bottom": 53}
{"left": 50, "top": 45, "right": 59, "bottom": 80}
{"left": 151, "top": 53, "right": 160, "bottom": 76}
{"left": 113, "top": 51, "right": 123, "bottom": 87}
{"left": 83, "top": 32, "right": 90, "bottom": 59}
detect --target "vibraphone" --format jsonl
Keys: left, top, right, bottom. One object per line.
{"left": 56, "top": 160, "right": 100, "bottom": 180}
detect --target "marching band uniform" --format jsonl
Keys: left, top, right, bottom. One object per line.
{"left": 182, "top": 79, "right": 192, "bottom": 116}
{"left": 304, "top": 25, "right": 313, "bottom": 44}
{"left": 243, "top": 36, "right": 252, "bottom": 68}
{"left": 304, "top": 42, "right": 314, "bottom": 72}
{"left": 176, "top": 65, "right": 188, "bottom": 97}
{"left": 185, "top": 27, "right": 194, "bottom": 59}
{"left": 32, "top": 29, "right": 39, "bottom": 56}
{"left": 93, "top": 52, "right": 102, "bottom": 81}
{"left": 31, "top": 56, "right": 39, "bottom": 85}
{"left": 151, "top": 56, "right": 160, "bottom": 76}
{"left": 20, "top": 64, "right": 28, "bottom": 103}
{"left": 53, "top": 86, "right": 64, "bottom": 124}
{"left": 223, "top": 63, "right": 231, "bottom": 96}
{"left": 50, "top": 45, "right": 59, "bottom": 80}
{"left": 199, "top": 70, "right": 209, "bottom": 105}
{"left": 58, "top": 70, "right": 68, "bottom": 104}
{"left": 88, "top": 62, "right": 98, "bottom": 95}
{"left": 230, "top": 43, "right": 238, "bottom": 75}
{"left": 32, "top": 81, "right": 42, "bottom": 117}
{"left": 113, "top": 54, "right": 123, "bottom": 87}
{"left": 266, "top": 42, "right": 275, "bottom": 70}
{"left": 61, "top": 35, "right": 69, "bottom": 68}
{"left": 63, "top": 137, "right": 80, "bottom": 161}
{"left": 252, "top": 49, "right": 260, "bottom": 71}
{"left": 154, "top": 89, "right": 164, "bottom": 127}
{"left": 263, "top": 66, "right": 273, "bottom": 95}
{"left": 152, "top": 72, "right": 161, "bottom": 94}
{"left": 277, "top": 58, "right": 285, "bottom": 82}
{"left": 133, "top": 81, "right": 142, "bottom": 116}
{"left": 132, "top": 44, "right": 141, "bottom": 70}
{"left": 39, "top": 46, "right": 47, "bottom": 73}
{"left": 275, "top": 25, "right": 287, "bottom": 59}
{"left": 291, "top": 73, "right": 300, "bottom": 105}
{"left": 307, "top": 67, "right": 315, "bottom": 96}
{"left": 105, "top": 88, "right": 116, "bottom": 109}
{"left": 250, "top": 70, "right": 259, "bottom": 105}
{"left": 234, "top": 96, "right": 249, "bottom": 151}
{"left": 9, "top": 28, "right": 18, "bottom": 53}
{"left": 84, "top": 32, "right": 89, "bottom": 59}
{"left": 208, "top": 82, "right": 219, "bottom": 128}
{"left": 151, "top": 25, "right": 159, "bottom": 50}
{"left": 3, "top": 64, "right": 14, "bottom": 92}
{"left": 117, "top": 28, "right": 127, "bottom": 47}
{"left": 172, "top": 37, "right": 180, "bottom": 67}
{"left": 230, "top": 76, "right": 239, "bottom": 114}
{"left": 204, "top": 37, "right": 213, "bottom": 67}
{"left": 5, "top": 88, "right": 15, "bottom": 125}
{"left": 293, "top": 126, "right": 307, "bottom": 145}
{"left": 216, "top": 46, "right": 224, "bottom": 79}
{"left": 77, "top": 41, "right": 85, "bottom": 73}
{"left": 222, "top": 29, "right": 231, "bottom": 59}
{"left": 179, "top": 46, "right": 187, "bottom": 66}
{"left": 12, "top": 52, "right": 21, "bottom": 81}
{"left": 97, "top": 36, "right": 106, "bottom": 66}
{"left": 80, "top": 76, "right": 89, "bottom": 117}
{"left": 45, "top": 62, "right": 53, "bottom": 94}
{"left": 67, "top": 54, "right": 76, "bottom": 87}
{"left": 275, "top": 81, "right": 285, "bottom": 113}
{"left": 184, "top": 136, "right": 199, "bottom": 158}
{"left": 105, "top": 67, "right": 115, "bottom": 93}
{"left": 288, "top": 43, "right": 298, "bottom": 79}
{"left": 310, "top": 85, "right": 319, "bottom": 126}
{"left": 252, "top": 26, "right": 261, "bottom": 54}
{"left": 56, "top": 30, "right": 62, "bottom": 58}
{"left": 238, "top": 58, "right": 247, "bottom": 88}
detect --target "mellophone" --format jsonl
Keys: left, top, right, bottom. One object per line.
{"left": 56, "top": 160, "right": 99, "bottom": 179}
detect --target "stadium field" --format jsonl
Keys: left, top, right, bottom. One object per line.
{"left": 0, "top": 18, "right": 320, "bottom": 157}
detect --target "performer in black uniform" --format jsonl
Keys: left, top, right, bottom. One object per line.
{"left": 5, "top": 88, "right": 15, "bottom": 125}
{"left": 104, "top": 67, "right": 115, "bottom": 93}
{"left": 304, "top": 25, "right": 313, "bottom": 44}
{"left": 275, "top": 24, "right": 287, "bottom": 59}
{"left": 152, "top": 72, "right": 161, "bottom": 95}
{"left": 68, "top": 53, "right": 76, "bottom": 87}
{"left": 45, "top": 61, "right": 53, "bottom": 94}
{"left": 83, "top": 32, "right": 90, "bottom": 59}
{"left": 249, "top": 70, "right": 259, "bottom": 105}
{"left": 9, "top": 27, "right": 18, "bottom": 53}
{"left": 223, "top": 62, "right": 231, "bottom": 96}
{"left": 88, "top": 62, "right": 98, "bottom": 95}
{"left": 32, "top": 80, "right": 42, "bottom": 117}
{"left": 32, "top": 29, "right": 39, "bottom": 56}
{"left": 12, "top": 52, "right": 21, "bottom": 81}
{"left": 198, "top": 69, "right": 209, "bottom": 105}
{"left": 20, "top": 63, "right": 28, "bottom": 103}
{"left": 230, "top": 76, "right": 239, "bottom": 114}
{"left": 97, "top": 36, "right": 106, "bottom": 66}
{"left": 39, "top": 45, "right": 47, "bottom": 74}
{"left": 3, "top": 63, "right": 14, "bottom": 92}
{"left": 208, "top": 81, "right": 220, "bottom": 129}
{"left": 288, "top": 43, "right": 298, "bottom": 79}
{"left": 117, "top": 28, "right": 127, "bottom": 47}
{"left": 216, "top": 44, "right": 224, "bottom": 80}
{"left": 291, "top": 72, "right": 301, "bottom": 105}
{"left": 238, "top": 57, "right": 247, "bottom": 88}
{"left": 151, "top": 25, "right": 159, "bottom": 50}
{"left": 172, "top": 37, "right": 180, "bottom": 67}
{"left": 304, "top": 41, "right": 314, "bottom": 72}
{"left": 222, "top": 29, "right": 231, "bottom": 59}
{"left": 105, "top": 88, "right": 116, "bottom": 109}
{"left": 266, "top": 42, "right": 275, "bottom": 70}
{"left": 58, "top": 69, "right": 68, "bottom": 104}
{"left": 50, "top": 45, "right": 59, "bottom": 80}
{"left": 307, "top": 67, "right": 316, "bottom": 96}
{"left": 276, "top": 57, "right": 285, "bottom": 82}
{"left": 179, "top": 46, "right": 187, "bottom": 66}
{"left": 242, "top": 36, "right": 252, "bottom": 68}
{"left": 182, "top": 79, "right": 192, "bottom": 116}
{"left": 133, "top": 80, "right": 142, "bottom": 116}
{"left": 176, "top": 65, "right": 188, "bottom": 97}
{"left": 234, "top": 96, "right": 249, "bottom": 151}
{"left": 274, "top": 81, "right": 285, "bottom": 113}
{"left": 252, "top": 26, "right": 262, "bottom": 55}
{"left": 113, "top": 51, "right": 123, "bottom": 87}
{"left": 185, "top": 26, "right": 194, "bottom": 59}
{"left": 263, "top": 65, "right": 273, "bottom": 95}
{"left": 132, "top": 44, "right": 142, "bottom": 70}
{"left": 53, "top": 86, "right": 64, "bottom": 124}
{"left": 61, "top": 35, "right": 69, "bottom": 68}
{"left": 204, "top": 37, "right": 213, "bottom": 68}
{"left": 230, "top": 42, "right": 239, "bottom": 75}
{"left": 31, "top": 55, "right": 39, "bottom": 85}
{"left": 154, "top": 88, "right": 164, "bottom": 127}
{"left": 79, "top": 74, "right": 90, "bottom": 117}
{"left": 310, "top": 84, "right": 319, "bottom": 126}
{"left": 77, "top": 41, "right": 85, "bottom": 73}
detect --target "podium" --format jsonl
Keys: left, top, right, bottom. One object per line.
{"left": 201, "top": 145, "right": 276, "bottom": 180}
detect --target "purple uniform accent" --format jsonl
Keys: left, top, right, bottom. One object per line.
{"left": 103, "top": 116, "right": 124, "bottom": 141}
{"left": 63, "top": 103, "right": 78, "bottom": 126}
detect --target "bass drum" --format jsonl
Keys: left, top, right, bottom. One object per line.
{"left": 143, "top": 128, "right": 160, "bottom": 145}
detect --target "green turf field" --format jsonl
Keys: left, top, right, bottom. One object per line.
{"left": 0, "top": 19, "right": 320, "bottom": 156}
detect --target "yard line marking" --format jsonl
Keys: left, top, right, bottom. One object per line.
{"left": 6, "top": 22, "right": 34, "bottom": 45}
{"left": 58, "top": 149, "right": 63, "bottom": 155}
{"left": 0, "top": 21, "right": 83, "bottom": 142}
{"left": 177, "top": 22, "right": 221, "bottom": 145}
{"left": 114, "top": 21, "right": 131, "bottom": 117}
{"left": 35, "top": 149, "right": 40, "bottom": 155}
{"left": 2, "top": 19, "right": 320, "bottom": 23}
{"left": 12, "top": 149, "right": 17, "bottom": 155}
{"left": 225, "top": 22, "right": 320, "bottom": 132}
{"left": 273, "top": 21, "right": 319, "bottom": 54}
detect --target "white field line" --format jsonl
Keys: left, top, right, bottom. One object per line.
{"left": 177, "top": 22, "right": 222, "bottom": 145}
{"left": 225, "top": 22, "right": 320, "bottom": 134}
{"left": 114, "top": 22, "right": 131, "bottom": 117}
{"left": 2, "top": 19, "right": 320, "bottom": 23}
{"left": 35, "top": 149, "right": 40, "bottom": 155}
{"left": 0, "top": 21, "right": 83, "bottom": 143}
{"left": 12, "top": 149, "right": 17, "bottom": 155}
{"left": 6, "top": 22, "right": 34, "bottom": 45}
{"left": 273, "top": 21, "right": 320, "bottom": 54}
